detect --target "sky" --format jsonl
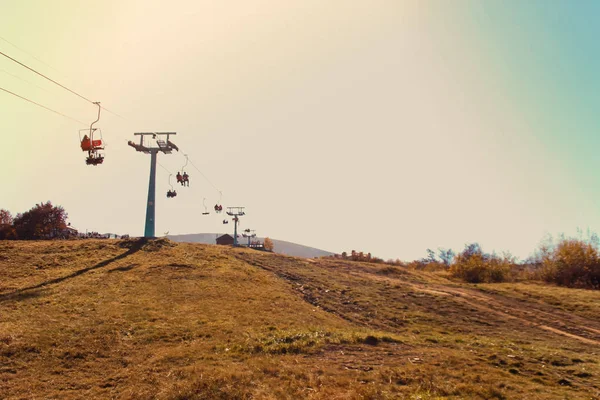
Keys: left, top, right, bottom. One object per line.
{"left": 1, "top": 0, "right": 599, "bottom": 261}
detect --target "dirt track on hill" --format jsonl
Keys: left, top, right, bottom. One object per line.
{"left": 344, "top": 265, "right": 600, "bottom": 346}
{"left": 407, "top": 283, "right": 600, "bottom": 346}
{"left": 237, "top": 252, "right": 600, "bottom": 347}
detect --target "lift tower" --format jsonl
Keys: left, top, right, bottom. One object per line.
{"left": 243, "top": 229, "right": 257, "bottom": 247}
{"left": 128, "top": 132, "right": 178, "bottom": 238}
{"left": 226, "top": 207, "right": 246, "bottom": 246}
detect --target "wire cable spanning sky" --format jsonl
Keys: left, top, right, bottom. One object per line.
{"left": 1, "top": 0, "right": 600, "bottom": 261}
{"left": 0, "top": 35, "right": 60, "bottom": 73}
{"left": 0, "top": 49, "right": 123, "bottom": 118}
{"left": 0, "top": 86, "right": 86, "bottom": 125}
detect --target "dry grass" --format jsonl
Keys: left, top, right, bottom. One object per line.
{"left": 1, "top": 239, "right": 599, "bottom": 399}
{"left": 475, "top": 282, "right": 600, "bottom": 320}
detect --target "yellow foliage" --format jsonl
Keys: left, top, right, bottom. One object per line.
{"left": 264, "top": 237, "right": 274, "bottom": 252}
{"left": 542, "top": 238, "right": 600, "bottom": 288}
{"left": 450, "top": 249, "right": 513, "bottom": 283}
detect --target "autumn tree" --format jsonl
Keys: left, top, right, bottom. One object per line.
{"left": 0, "top": 209, "right": 12, "bottom": 225}
{"left": 13, "top": 202, "right": 68, "bottom": 240}
{"left": 264, "top": 237, "right": 274, "bottom": 252}
{"left": 0, "top": 209, "right": 16, "bottom": 240}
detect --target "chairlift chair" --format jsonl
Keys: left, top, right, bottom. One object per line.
{"left": 179, "top": 155, "right": 190, "bottom": 186}
{"left": 214, "top": 191, "right": 223, "bottom": 213}
{"left": 167, "top": 174, "right": 177, "bottom": 199}
{"left": 79, "top": 102, "right": 104, "bottom": 166}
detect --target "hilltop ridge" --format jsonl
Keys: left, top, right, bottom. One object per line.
{"left": 167, "top": 233, "right": 335, "bottom": 258}
{"left": 1, "top": 239, "right": 599, "bottom": 399}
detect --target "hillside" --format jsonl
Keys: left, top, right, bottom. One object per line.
{"left": 1, "top": 239, "right": 599, "bottom": 399}
{"left": 167, "top": 233, "right": 335, "bottom": 258}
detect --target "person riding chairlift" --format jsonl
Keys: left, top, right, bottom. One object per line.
{"left": 176, "top": 172, "right": 183, "bottom": 184}
{"left": 81, "top": 135, "right": 91, "bottom": 151}
{"left": 85, "top": 152, "right": 104, "bottom": 165}
{"left": 182, "top": 172, "right": 189, "bottom": 186}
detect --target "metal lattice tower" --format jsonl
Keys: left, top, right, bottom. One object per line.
{"left": 243, "top": 229, "right": 257, "bottom": 246}
{"left": 226, "top": 207, "right": 246, "bottom": 246}
{"left": 128, "top": 132, "right": 178, "bottom": 238}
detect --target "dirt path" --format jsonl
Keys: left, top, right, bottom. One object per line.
{"left": 356, "top": 269, "right": 600, "bottom": 345}
{"left": 237, "top": 253, "right": 600, "bottom": 346}
{"left": 408, "top": 283, "right": 600, "bottom": 346}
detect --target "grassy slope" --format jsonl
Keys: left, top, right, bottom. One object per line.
{"left": 0, "top": 239, "right": 599, "bottom": 399}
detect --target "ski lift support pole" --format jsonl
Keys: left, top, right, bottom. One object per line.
{"left": 226, "top": 207, "right": 246, "bottom": 246}
{"left": 128, "top": 132, "right": 178, "bottom": 238}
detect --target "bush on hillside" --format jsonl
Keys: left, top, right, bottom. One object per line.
{"left": 404, "top": 249, "right": 448, "bottom": 272}
{"left": 538, "top": 236, "right": 600, "bottom": 289}
{"left": 449, "top": 243, "right": 514, "bottom": 283}
{"left": 333, "top": 250, "right": 386, "bottom": 264}
{"left": 406, "top": 259, "right": 447, "bottom": 272}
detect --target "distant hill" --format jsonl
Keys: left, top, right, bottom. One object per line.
{"left": 167, "top": 233, "right": 335, "bottom": 258}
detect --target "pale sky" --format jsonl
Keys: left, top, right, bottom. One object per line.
{"left": 1, "top": 0, "right": 599, "bottom": 261}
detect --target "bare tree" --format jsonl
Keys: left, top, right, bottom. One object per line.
{"left": 437, "top": 248, "right": 455, "bottom": 267}
{"left": 426, "top": 248, "right": 437, "bottom": 263}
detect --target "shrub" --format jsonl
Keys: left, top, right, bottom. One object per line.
{"left": 540, "top": 237, "right": 600, "bottom": 289}
{"left": 449, "top": 243, "right": 514, "bottom": 283}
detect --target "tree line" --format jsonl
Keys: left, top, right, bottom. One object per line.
{"left": 0, "top": 202, "right": 69, "bottom": 240}
{"left": 331, "top": 232, "right": 600, "bottom": 290}
{"left": 412, "top": 234, "right": 600, "bottom": 289}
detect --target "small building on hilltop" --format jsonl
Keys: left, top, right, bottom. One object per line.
{"left": 216, "top": 234, "right": 234, "bottom": 246}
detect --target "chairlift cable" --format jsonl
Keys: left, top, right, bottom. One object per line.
{"left": 185, "top": 155, "right": 221, "bottom": 193}
{"left": 0, "top": 49, "right": 123, "bottom": 118}
{"left": 0, "top": 35, "right": 61, "bottom": 74}
{"left": 0, "top": 68, "right": 53, "bottom": 93}
{"left": 157, "top": 162, "right": 172, "bottom": 175}
{"left": 0, "top": 86, "right": 87, "bottom": 125}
